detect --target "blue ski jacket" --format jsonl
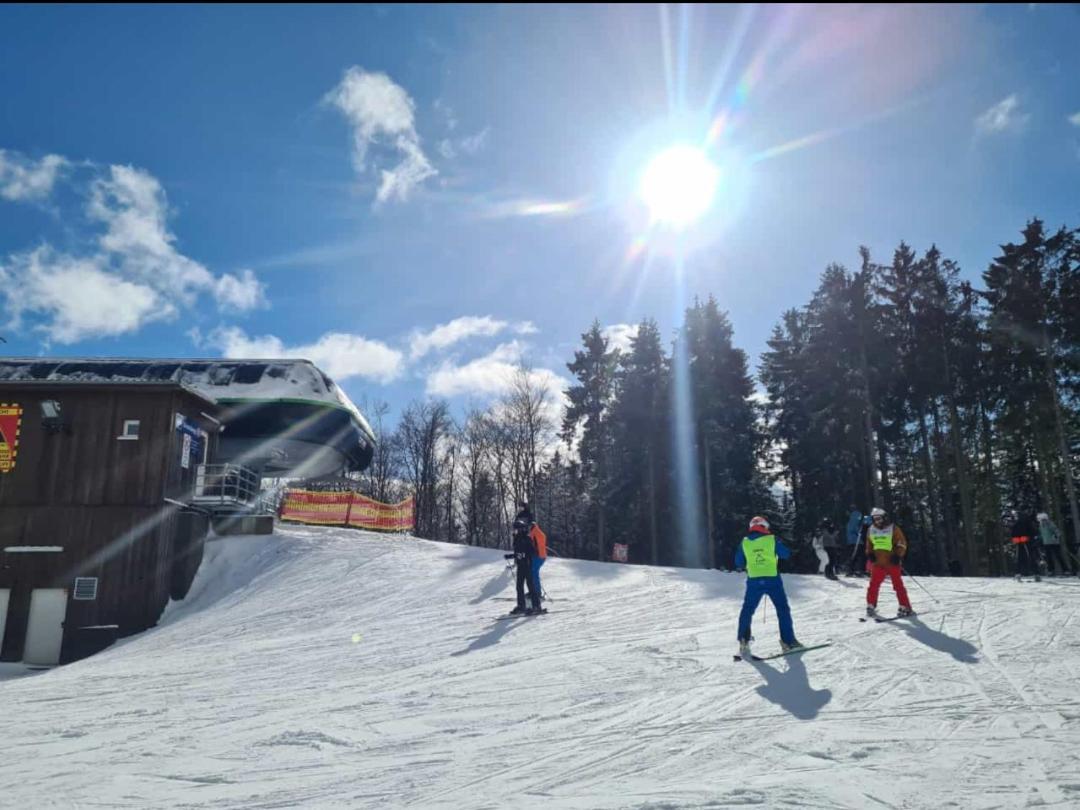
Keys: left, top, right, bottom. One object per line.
{"left": 846, "top": 510, "right": 863, "bottom": 546}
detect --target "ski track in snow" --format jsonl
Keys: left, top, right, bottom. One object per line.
{"left": 3, "top": 525, "right": 1080, "bottom": 809}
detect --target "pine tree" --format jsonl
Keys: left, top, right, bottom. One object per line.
{"left": 563, "top": 321, "right": 620, "bottom": 561}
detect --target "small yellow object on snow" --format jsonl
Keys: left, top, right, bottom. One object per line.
{"left": 351, "top": 633, "right": 362, "bottom": 644}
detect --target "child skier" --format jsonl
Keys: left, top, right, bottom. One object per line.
{"left": 735, "top": 516, "right": 803, "bottom": 657}
{"left": 530, "top": 521, "right": 548, "bottom": 598}
{"left": 865, "top": 507, "right": 914, "bottom": 618}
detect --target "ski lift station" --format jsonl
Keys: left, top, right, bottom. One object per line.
{"left": 0, "top": 358, "right": 375, "bottom": 667}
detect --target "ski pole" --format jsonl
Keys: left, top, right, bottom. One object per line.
{"left": 903, "top": 568, "right": 941, "bottom": 605}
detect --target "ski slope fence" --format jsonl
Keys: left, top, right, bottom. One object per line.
{"left": 278, "top": 489, "right": 415, "bottom": 532}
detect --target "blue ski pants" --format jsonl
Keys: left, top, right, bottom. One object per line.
{"left": 737, "top": 576, "right": 795, "bottom": 644}
{"left": 531, "top": 557, "right": 545, "bottom": 595}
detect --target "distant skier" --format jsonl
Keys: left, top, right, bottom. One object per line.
{"left": 735, "top": 516, "right": 803, "bottom": 657}
{"left": 820, "top": 518, "right": 842, "bottom": 580}
{"left": 1037, "top": 513, "right": 1070, "bottom": 576}
{"left": 845, "top": 506, "right": 866, "bottom": 577}
{"left": 1009, "top": 511, "right": 1040, "bottom": 581}
{"left": 811, "top": 527, "right": 830, "bottom": 577}
{"left": 865, "top": 507, "right": 914, "bottom": 619}
{"left": 504, "top": 507, "right": 543, "bottom": 615}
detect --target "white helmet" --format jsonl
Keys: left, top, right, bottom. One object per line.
{"left": 870, "top": 507, "right": 887, "bottom": 518}
{"left": 1037, "top": 512, "right": 1049, "bottom": 521}
{"left": 748, "top": 515, "right": 770, "bottom": 532}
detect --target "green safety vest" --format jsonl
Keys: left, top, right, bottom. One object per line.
{"left": 868, "top": 525, "right": 893, "bottom": 552}
{"left": 742, "top": 534, "right": 778, "bottom": 578}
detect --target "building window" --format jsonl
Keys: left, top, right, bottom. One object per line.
{"left": 118, "top": 420, "right": 140, "bottom": 441}
{"left": 73, "top": 577, "right": 99, "bottom": 601}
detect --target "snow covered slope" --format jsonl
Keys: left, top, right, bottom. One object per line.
{"left": 3, "top": 525, "right": 1080, "bottom": 809}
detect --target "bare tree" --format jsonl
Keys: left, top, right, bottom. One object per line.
{"left": 359, "top": 397, "right": 396, "bottom": 502}
{"left": 498, "top": 365, "right": 559, "bottom": 511}
{"left": 394, "top": 399, "right": 452, "bottom": 539}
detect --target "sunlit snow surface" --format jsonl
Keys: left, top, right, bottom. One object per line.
{"left": 3, "top": 525, "right": 1079, "bottom": 808}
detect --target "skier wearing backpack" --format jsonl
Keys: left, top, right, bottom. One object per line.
{"left": 735, "top": 516, "right": 803, "bottom": 658}
{"left": 865, "top": 507, "right": 914, "bottom": 619}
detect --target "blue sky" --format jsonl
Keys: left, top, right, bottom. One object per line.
{"left": 2, "top": 4, "right": 1078, "bottom": 423}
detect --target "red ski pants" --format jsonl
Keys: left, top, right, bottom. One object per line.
{"left": 867, "top": 563, "right": 911, "bottom": 609}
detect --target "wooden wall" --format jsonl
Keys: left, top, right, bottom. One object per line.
{"left": 0, "top": 384, "right": 218, "bottom": 662}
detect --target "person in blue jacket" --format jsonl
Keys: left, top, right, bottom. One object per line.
{"left": 735, "top": 515, "right": 803, "bottom": 657}
{"left": 845, "top": 506, "right": 866, "bottom": 577}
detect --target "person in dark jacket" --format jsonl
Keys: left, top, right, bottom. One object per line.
{"left": 820, "top": 518, "right": 842, "bottom": 580}
{"left": 504, "top": 510, "right": 543, "bottom": 615}
{"left": 1009, "top": 511, "right": 1040, "bottom": 581}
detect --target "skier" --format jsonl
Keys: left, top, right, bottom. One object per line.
{"left": 1009, "top": 510, "right": 1040, "bottom": 581}
{"left": 530, "top": 520, "right": 548, "bottom": 598}
{"left": 811, "top": 527, "right": 830, "bottom": 577}
{"left": 820, "top": 518, "right": 842, "bottom": 580}
{"left": 1037, "top": 513, "right": 1069, "bottom": 576}
{"left": 735, "top": 516, "right": 803, "bottom": 657}
{"left": 504, "top": 511, "right": 543, "bottom": 615}
{"left": 845, "top": 506, "right": 866, "bottom": 577}
{"left": 865, "top": 507, "right": 914, "bottom": 619}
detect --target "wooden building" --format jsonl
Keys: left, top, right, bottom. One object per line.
{"left": 0, "top": 381, "right": 222, "bottom": 666}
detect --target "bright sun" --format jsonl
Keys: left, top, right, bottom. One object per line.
{"left": 638, "top": 145, "right": 720, "bottom": 228}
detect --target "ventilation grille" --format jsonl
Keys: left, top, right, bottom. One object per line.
{"left": 73, "top": 577, "right": 98, "bottom": 601}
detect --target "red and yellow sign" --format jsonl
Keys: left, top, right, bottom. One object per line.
{"left": 0, "top": 403, "right": 22, "bottom": 474}
{"left": 280, "top": 489, "right": 415, "bottom": 532}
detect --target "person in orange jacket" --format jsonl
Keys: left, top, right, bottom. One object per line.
{"left": 865, "top": 507, "right": 914, "bottom": 619}
{"left": 530, "top": 521, "right": 547, "bottom": 600}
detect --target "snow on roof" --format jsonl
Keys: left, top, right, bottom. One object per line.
{"left": 0, "top": 358, "right": 375, "bottom": 441}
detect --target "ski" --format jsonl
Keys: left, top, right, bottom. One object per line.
{"left": 496, "top": 609, "right": 548, "bottom": 620}
{"left": 859, "top": 615, "right": 911, "bottom": 623}
{"left": 734, "top": 642, "right": 831, "bottom": 662}
{"left": 859, "top": 616, "right": 913, "bottom": 623}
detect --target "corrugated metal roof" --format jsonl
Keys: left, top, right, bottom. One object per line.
{"left": 0, "top": 358, "right": 375, "bottom": 441}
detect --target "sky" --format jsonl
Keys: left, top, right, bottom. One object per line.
{"left": 1, "top": 4, "right": 1079, "bottom": 425}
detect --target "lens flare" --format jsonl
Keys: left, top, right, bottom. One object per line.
{"left": 638, "top": 145, "right": 720, "bottom": 228}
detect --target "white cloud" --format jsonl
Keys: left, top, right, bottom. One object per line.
{"left": 214, "top": 269, "right": 268, "bottom": 312}
{"left": 434, "top": 98, "right": 458, "bottom": 131}
{"left": 0, "top": 247, "right": 165, "bottom": 344}
{"left": 207, "top": 326, "right": 404, "bottom": 384}
{"left": 601, "top": 323, "right": 639, "bottom": 354}
{"left": 0, "top": 149, "right": 67, "bottom": 202}
{"left": 427, "top": 342, "right": 524, "bottom": 397}
{"left": 326, "top": 67, "right": 436, "bottom": 204}
{"left": 460, "top": 127, "right": 490, "bottom": 155}
{"left": 426, "top": 341, "right": 566, "bottom": 403}
{"left": 376, "top": 138, "right": 437, "bottom": 204}
{"left": 410, "top": 315, "right": 512, "bottom": 360}
{"left": 975, "top": 94, "right": 1029, "bottom": 134}
{"left": 0, "top": 157, "right": 267, "bottom": 344}
{"left": 1069, "top": 112, "right": 1080, "bottom": 127}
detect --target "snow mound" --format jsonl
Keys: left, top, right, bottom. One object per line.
{"left": 3, "top": 524, "right": 1079, "bottom": 808}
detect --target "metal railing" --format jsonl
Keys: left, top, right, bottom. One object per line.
{"left": 192, "top": 463, "right": 260, "bottom": 509}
